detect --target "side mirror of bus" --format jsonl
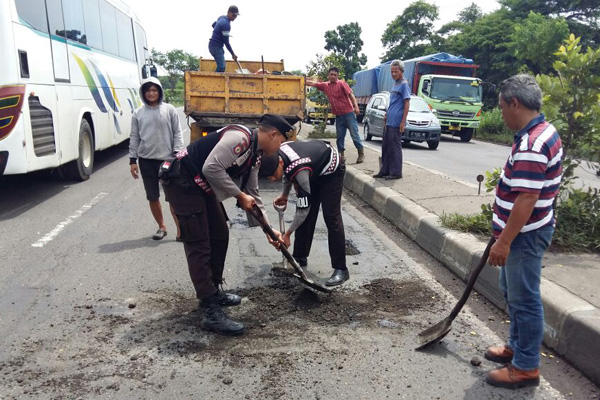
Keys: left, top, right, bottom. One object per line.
{"left": 150, "top": 65, "right": 157, "bottom": 78}
{"left": 142, "top": 66, "right": 148, "bottom": 79}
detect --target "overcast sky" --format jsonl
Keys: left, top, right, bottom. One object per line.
{"left": 123, "top": 0, "right": 500, "bottom": 72}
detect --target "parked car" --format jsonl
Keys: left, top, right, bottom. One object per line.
{"left": 363, "top": 93, "right": 441, "bottom": 150}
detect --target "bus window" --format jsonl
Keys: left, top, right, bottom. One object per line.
{"left": 15, "top": 0, "right": 48, "bottom": 33}
{"left": 99, "top": 0, "right": 118, "bottom": 55}
{"left": 62, "top": 0, "right": 87, "bottom": 44}
{"left": 115, "top": 10, "right": 135, "bottom": 61}
{"left": 46, "top": 0, "right": 65, "bottom": 37}
{"left": 82, "top": 0, "right": 102, "bottom": 50}
{"left": 134, "top": 22, "right": 148, "bottom": 65}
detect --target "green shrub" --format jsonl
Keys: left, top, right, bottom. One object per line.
{"left": 553, "top": 188, "right": 600, "bottom": 252}
{"left": 479, "top": 108, "right": 512, "bottom": 136}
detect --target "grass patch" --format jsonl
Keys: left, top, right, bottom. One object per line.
{"left": 475, "top": 108, "right": 514, "bottom": 145}
{"left": 439, "top": 212, "right": 492, "bottom": 236}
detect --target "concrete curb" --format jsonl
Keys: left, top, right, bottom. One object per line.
{"left": 344, "top": 164, "right": 600, "bottom": 386}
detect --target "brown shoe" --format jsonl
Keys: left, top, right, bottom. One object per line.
{"left": 486, "top": 364, "right": 539, "bottom": 389}
{"left": 485, "top": 345, "right": 514, "bottom": 364}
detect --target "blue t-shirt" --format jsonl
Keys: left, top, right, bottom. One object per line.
{"left": 209, "top": 16, "right": 234, "bottom": 55}
{"left": 386, "top": 80, "right": 411, "bottom": 127}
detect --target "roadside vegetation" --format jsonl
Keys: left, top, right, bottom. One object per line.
{"left": 475, "top": 109, "right": 514, "bottom": 145}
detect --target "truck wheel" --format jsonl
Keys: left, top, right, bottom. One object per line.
{"left": 460, "top": 129, "right": 473, "bottom": 143}
{"left": 329, "top": 118, "right": 335, "bottom": 125}
{"left": 427, "top": 139, "right": 440, "bottom": 150}
{"left": 357, "top": 114, "right": 364, "bottom": 123}
{"left": 304, "top": 114, "right": 311, "bottom": 124}
{"left": 364, "top": 124, "right": 373, "bottom": 141}
{"left": 59, "top": 119, "right": 94, "bottom": 181}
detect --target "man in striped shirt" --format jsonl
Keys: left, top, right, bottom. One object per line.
{"left": 485, "top": 74, "right": 563, "bottom": 389}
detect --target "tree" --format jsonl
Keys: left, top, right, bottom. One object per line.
{"left": 512, "top": 12, "right": 570, "bottom": 75}
{"left": 381, "top": 0, "right": 440, "bottom": 61}
{"left": 324, "top": 22, "right": 367, "bottom": 80}
{"left": 537, "top": 35, "right": 600, "bottom": 181}
{"left": 500, "top": 0, "right": 600, "bottom": 48}
{"left": 151, "top": 49, "right": 198, "bottom": 97}
{"left": 458, "top": 3, "right": 483, "bottom": 23}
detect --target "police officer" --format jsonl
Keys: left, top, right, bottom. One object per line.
{"left": 267, "top": 140, "right": 349, "bottom": 286}
{"left": 161, "top": 114, "right": 293, "bottom": 335}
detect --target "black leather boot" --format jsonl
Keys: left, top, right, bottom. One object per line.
{"left": 201, "top": 295, "right": 245, "bottom": 336}
{"left": 216, "top": 289, "right": 242, "bottom": 307}
{"left": 326, "top": 268, "right": 350, "bottom": 286}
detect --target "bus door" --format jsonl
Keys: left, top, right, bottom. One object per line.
{"left": 46, "top": 0, "right": 70, "bottom": 82}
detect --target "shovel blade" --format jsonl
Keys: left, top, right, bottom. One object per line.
{"left": 415, "top": 318, "right": 453, "bottom": 350}
{"left": 296, "top": 274, "right": 332, "bottom": 293}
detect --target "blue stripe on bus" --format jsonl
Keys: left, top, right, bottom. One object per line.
{"left": 0, "top": 117, "right": 13, "bottom": 129}
{"left": 89, "top": 61, "right": 118, "bottom": 112}
{"left": 112, "top": 114, "right": 122, "bottom": 135}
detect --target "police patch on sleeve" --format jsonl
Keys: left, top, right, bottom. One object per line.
{"left": 296, "top": 196, "right": 309, "bottom": 209}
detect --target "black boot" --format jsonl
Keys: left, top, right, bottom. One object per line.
{"left": 201, "top": 295, "right": 245, "bottom": 336}
{"left": 326, "top": 268, "right": 350, "bottom": 286}
{"left": 216, "top": 289, "right": 242, "bottom": 307}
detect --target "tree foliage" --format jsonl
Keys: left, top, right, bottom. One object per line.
{"left": 458, "top": 3, "right": 483, "bottom": 23}
{"left": 512, "top": 12, "right": 570, "bottom": 75}
{"left": 537, "top": 35, "right": 600, "bottom": 181}
{"left": 151, "top": 48, "right": 198, "bottom": 94}
{"left": 324, "top": 22, "right": 367, "bottom": 80}
{"left": 381, "top": 0, "right": 439, "bottom": 61}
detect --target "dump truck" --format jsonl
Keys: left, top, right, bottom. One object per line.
{"left": 353, "top": 53, "right": 482, "bottom": 142}
{"left": 185, "top": 58, "right": 305, "bottom": 141}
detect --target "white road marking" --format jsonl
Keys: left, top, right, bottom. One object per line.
{"left": 31, "top": 192, "right": 108, "bottom": 248}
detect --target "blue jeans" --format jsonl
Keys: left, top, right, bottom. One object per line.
{"left": 335, "top": 112, "right": 363, "bottom": 151}
{"left": 499, "top": 225, "right": 554, "bottom": 371}
{"left": 208, "top": 42, "right": 225, "bottom": 72}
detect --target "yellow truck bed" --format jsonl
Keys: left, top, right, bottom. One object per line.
{"left": 185, "top": 59, "right": 305, "bottom": 141}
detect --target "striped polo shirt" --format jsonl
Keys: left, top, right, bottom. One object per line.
{"left": 492, "top": 114, "right": 563, "bottom": 238}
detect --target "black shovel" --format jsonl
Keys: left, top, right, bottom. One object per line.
{"left": 416, "top": 237, "right": 496, "bottom": 350}
{"left": 248, "top": 204, "right": 331, "bottom": 293}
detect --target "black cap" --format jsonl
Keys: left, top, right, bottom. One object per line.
{"left": 259, "top": 114, "right": 294, "bottom": 140}
{"left": 258, "top": 154, "right": 280, "bottom": 177}
{"left": 228, "top": 5, "right": 240, "bottom": 15}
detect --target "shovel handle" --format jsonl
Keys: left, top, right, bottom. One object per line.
{"left": 248, "top": 205, "right": 306, "bottom": 275}
{"left": 448, "top": 237, "right": 496, "bottom": 321}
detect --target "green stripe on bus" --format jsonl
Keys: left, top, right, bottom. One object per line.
{"left": 0, "top": 96, "right": 20, "bottom": 110}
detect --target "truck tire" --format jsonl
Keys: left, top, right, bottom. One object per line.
{"left": 364, "top": 123, "right": 373, "bottom": 141}
{"left": 460, "top": 128, "right": 474, "bottom": 143}
{"left": 357, "top": 114, "right": 364, "bottom": 123}
{"left": 427, "top": 139, "right": 440, "bottom": 150}
{"left": 59, "top": 119, "right": 94, "bottom": 181}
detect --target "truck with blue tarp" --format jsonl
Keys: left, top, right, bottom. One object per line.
{"left": 353, "top": 53, "right": 482, "bottom": 142}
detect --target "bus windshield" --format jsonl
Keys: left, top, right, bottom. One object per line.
{"left": 430, "top": 78, "right": 482, "bottom": 103}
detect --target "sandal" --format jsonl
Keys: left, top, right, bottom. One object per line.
{"left": 152, "top": 229, "right": 167, "bottom": 240}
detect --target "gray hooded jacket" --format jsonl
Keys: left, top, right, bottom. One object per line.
{"left": 129, "top": 77, "right": 184, "bottom": 161}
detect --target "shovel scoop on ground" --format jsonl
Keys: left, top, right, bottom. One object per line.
{"left": 248, "top": 204, "right": 331, "bottom": 293}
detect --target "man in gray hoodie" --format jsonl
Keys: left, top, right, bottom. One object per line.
{"left": 129, "top": 77, "right": 184, "bottom": 240}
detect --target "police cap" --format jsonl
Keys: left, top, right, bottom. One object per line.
{"left": 259, "top": 114, "right": 294, "bottom": 140}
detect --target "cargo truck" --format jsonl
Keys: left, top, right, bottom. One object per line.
{"left": 185, "top": 58, "right": 305, "bottom": 142}
{"left": 353, "top": 53, "right": 482, "bottom": 142}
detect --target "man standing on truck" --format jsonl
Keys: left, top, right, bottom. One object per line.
{"left": 485, "top": 74, "right": 562, "bottom": 389}
{"left": 208, "top": 5, "right": 239, "bottom": 72}
{"left": 159, "top": 115, "right": 293, "bottom": 336}
{"left": 307, "top": 67, "right": 365, "bottom": 164}
{"left": 373, "top": 60, "right": 410, "bottom": 180}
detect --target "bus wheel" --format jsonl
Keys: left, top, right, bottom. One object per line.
{"left": 61, "top": 120, "right": 94, "bottom": 181}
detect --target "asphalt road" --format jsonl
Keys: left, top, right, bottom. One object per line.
{"left": 0, "top": 114, "right": 598, "bottom": 399}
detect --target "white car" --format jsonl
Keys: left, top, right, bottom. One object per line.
{"left": 363, "top": 93, "right": 442, "bottom": 150}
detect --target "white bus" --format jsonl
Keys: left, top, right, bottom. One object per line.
{"left": 0, "top": 0, "right": 153, "bottom": 180}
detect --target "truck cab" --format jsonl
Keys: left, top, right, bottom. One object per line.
{"left": 417, "top": 75, "right": 483, "bottom": 142}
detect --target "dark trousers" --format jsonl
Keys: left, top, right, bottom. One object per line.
{"left": 379, "top": 126, "right": 403, "bottom": 177}
{"left": 293, "top": 166, "right": 347, "bottom": 270}
{"left": 162, "top": 173, "right": 229, "bottom": 299}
